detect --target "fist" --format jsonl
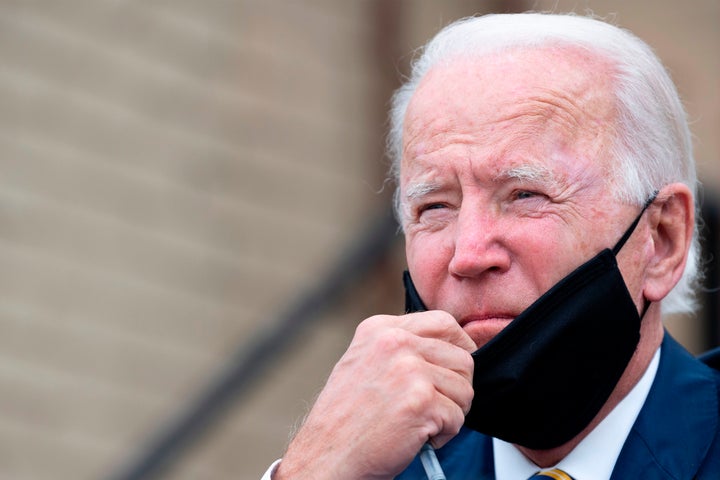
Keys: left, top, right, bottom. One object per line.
{"left": 275, "top": 311, "right": 475, "bottom": 480}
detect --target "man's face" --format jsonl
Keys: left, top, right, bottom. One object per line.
{"left": 401, "top": 47, "right": 647, "bottom": 348}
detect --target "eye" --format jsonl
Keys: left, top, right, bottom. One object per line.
{"left": 414, "top": 202, "right": 450, "bottom": 223}
{"left": 421, "top": 203, "right": 447, "bottom": 212}
{"left": 514, "top": 190, "right": 539, "bottom": 200}
{"left": 507, "top": 189, "right": 552, "bottom": 217}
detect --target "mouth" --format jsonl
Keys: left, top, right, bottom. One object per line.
{"left": 459, "top": 314, "right": 516, "bottom": 327}
{"left": 459, "top": 314, "right": 516, "bottom": 348}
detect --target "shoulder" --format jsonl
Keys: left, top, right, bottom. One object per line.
{"left": 618, "top": 334, "right": 720, "bottom": 478}
{"left": 698, "top": 345, "right": 720, "bottom": 373}
{"left": 695, "top": 344, "right": 720, "bottom": 478}
{"left": 659, "top": 333, "right": 720, "bottom": 389}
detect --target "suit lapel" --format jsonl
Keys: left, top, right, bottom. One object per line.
{"left": 435, "top": 428, "right": 495, "bottom": 480}
{"left": 611, "top": 334, "right": 720, "bottom": 479}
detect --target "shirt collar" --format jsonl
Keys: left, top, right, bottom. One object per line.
{"left": 493, "top": 347, "right": 660, "bottom": 480}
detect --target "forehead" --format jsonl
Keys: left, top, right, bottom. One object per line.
{"left": 401, "top": 45, "right": 618, "bottom": 178}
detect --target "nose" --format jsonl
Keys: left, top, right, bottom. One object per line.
{"left": 448, "top": 207, "right": 511, "bottom": 278}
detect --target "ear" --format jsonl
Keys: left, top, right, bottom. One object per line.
{"left": 643, "top": 183, "right": 695, "bottom": 302}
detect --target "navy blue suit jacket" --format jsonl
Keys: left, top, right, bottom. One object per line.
{"left": 397, "top": 334, "right": 720, "bottom": 479}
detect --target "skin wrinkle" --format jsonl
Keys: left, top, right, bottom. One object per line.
{"left": 401, "top": 46, "right": 618, "bottom": 161}
{"left": 405, "top": 166, "right": 577, "bottom": 220}
{"left": 406, "top": 165, "right": 560, "bottom": 211}
{"left": 402, "top": 135, "right": 601, "bottom": 234}
{"left": 483, "top": 92, "right": 611, "bottom": 166}
{"left": 400, "top": 49, "right": 620, "bottom": 236}
{"left": 402, "top": 115, "right": 606, "bottom": 205}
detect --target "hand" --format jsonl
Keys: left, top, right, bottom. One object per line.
{"left": 274, "top": 311, "right": 475, "bottom": 480}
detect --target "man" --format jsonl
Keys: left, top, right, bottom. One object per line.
{"left": 265, "top": 13, "right": 720, "bottom": 479}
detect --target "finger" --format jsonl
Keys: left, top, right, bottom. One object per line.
{"left": 394, "top": 339, "right": 474, "bottom": 415}
{"left": 355, "top": 316, "right": 474, "bottom": 382}
{"left": 426, "top": 361, "right": 474, "bottom": 415}
{"left": 414, "top": 336, "right": 474, "bottom": 383}
{"left": 421, "top": 389, "right": 468, "bottom": 449}
{"left": 400, "top": 310, "right": 477, "bottom": 352}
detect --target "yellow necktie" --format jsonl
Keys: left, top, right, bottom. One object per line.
{"left": 528, "top": 468, "right": 576, "bottom": 480}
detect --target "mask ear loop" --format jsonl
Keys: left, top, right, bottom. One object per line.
{"left": 610, "top": 190, "right": 659, "bottom": 317}
{"left": 611, "top": 191, "right": 659, "bottom": 256}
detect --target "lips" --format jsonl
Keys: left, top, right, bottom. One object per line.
{"left": 459, "top": 314, "right": 516, "bottom": 348}
{"left": 459, "top": 313, "right": 516, "bottom": 327}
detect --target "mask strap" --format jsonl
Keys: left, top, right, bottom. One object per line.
{"left": 611, "top": 190, "right": 659, "bottom": 318}
{"left": 611, "top": 191, "right": 659, "bottom": 256}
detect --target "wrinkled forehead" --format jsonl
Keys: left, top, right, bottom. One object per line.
{"left": 401, "top": 45, "right": 620, "bottom": 172}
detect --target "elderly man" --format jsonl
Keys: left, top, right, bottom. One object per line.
{"left": 266, "top": 13, "right": 720, "bottom": 479}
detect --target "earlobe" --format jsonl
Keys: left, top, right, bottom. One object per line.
{"left": 643, "top": 184, "right": 695, "bottom": 302}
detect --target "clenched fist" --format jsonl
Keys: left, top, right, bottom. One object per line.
{"left": 274, "top": 311, "right": 475, "bottom": 480}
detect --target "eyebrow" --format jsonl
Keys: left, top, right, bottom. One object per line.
{"left": 492, "top": 164, "right": 558, "bottom": 185}
{"left": 402, "top": 164, "right": 560, "bottom": 203}
{"left": 404, "top": 181, "right": 442, "bottom": 201}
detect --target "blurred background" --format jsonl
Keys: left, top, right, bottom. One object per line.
{"left": 0, "top": 0, "right": 717, "bottom": 479}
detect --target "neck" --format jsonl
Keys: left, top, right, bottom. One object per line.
{"left": 515, "top": 309, "right": 664, "bottom": 467}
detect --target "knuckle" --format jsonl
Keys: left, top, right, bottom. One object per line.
{"left": 405, "top": 378, "right": 435, "bottom": 413}
{"left": 394, "top": 353, "right": 424, "bottom": 377}
{"left": 354, "top": 315, "right": 397, "bottom": 343}
{"left": 375, "top": 328, "right": 412, "bottom": 354}
{"left": 355, "top": 314, "right": 385, "bottom": 335}
{"left": 434, "top": 311, "right": 458, "bottom": 331}
{"left": 433, "top": 312, "right": 468, "bottom": 344}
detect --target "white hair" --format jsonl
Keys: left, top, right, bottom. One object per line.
{"left": 387, "top": 13, "right": 700, "bottom": 315}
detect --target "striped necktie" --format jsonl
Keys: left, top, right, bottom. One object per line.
{"left": 528, "top": 468, "right": 576, "bottom": 480}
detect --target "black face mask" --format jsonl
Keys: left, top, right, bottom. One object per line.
{"left": 403, "top": 195, "right": 656, "bottom": 450}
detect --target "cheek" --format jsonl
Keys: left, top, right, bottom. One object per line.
{"left": 507, "top": 226, "right": 590, "bottom": 291}
{"left": 405, "top": 233, "right": 452, "bottom": 298}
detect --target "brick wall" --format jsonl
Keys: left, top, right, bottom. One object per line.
{"left": 0, "top": 1, "right": 388, "bottom": 478}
